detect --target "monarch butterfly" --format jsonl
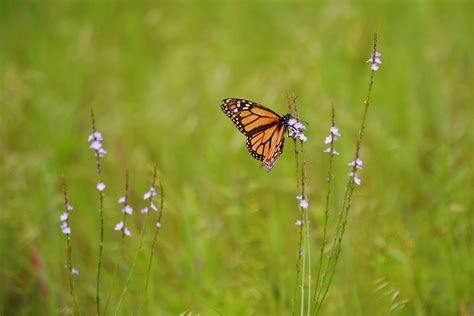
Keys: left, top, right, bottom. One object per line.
{"left": 221, "top": 98, "right": 295, "bottom": 171}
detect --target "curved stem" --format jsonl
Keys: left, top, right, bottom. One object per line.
{"left": 138, "top": 181, "right": 164, "bottom": 315}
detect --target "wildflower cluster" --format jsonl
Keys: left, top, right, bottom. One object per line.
{"left": 88, "top": 129, "right": 106, "bottom": 191}
{"left": 114, "top": 196, "right": 132, "bottom": 237}
{"left": 367, "top": 51, "right": 382, "bottom": 71}
{"left": 323, "top": 125, "right": 341, "bottom": 155}
{"left": 60, "top": 184, "right": 79, "bottom": 276}
{"left": 348, "top": 157, "right": 363, "bottom": 185}
{"left": 288, "top": 117, "right": 308, "bottom": 142}
{"left": 88, "top": 131, "right": 106, "bottom": 158}
{"left": 141, "top": 185, "right": 158, "bottom": 214}
{"left": 60, "top": 202, "right": 73, "bottom": 236}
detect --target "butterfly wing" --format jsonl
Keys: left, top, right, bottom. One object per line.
{"left": 221, "top": 98, "right": 287, "bottom": 170}
{"left": 246, "top": 121, "right": 286, "bottom": 170}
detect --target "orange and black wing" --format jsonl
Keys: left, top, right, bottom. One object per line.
{"left": 221, "top": 98, "right": 287, "bottom": 170}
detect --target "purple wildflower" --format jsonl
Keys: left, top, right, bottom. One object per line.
{"left": 367, "top": 51, "right": 382, "bottom": 71}
{"left": 88, "top": 131, "right": 103, "bottom": 142}
{"left": 295, "top": 220, "right": 302, "bottom": 226}
{"left": 348, "top": 172, "right": 361, "bottom": 185}
{"left": 96, "top": 182, "right": 106, "bottom": 191}
{"left": 124, "top": 227, "right": 131, "bottom": 237}
{"left": 287, "top": 117, "right": 308, "bottom": 142}
{"left": 143, "top": 185, "right": 157, "bottom": 200}
{"left": 89, "top": 141, "right": 102, "bottom": 151}
{"left": 323, "top": 124, "right": 341, "bottom": 154}
{"left": 156, "top": 222, "right": 161, "bottom": 228}
{"left": 141, "top": 207, "right": 149, "bottom": 214}
{"left": 150, "top": 201, "right": 158, "bottom": 211}
{"left": 296, "top": 195, "right": 309, "bottom": 209}
{"left": 330, "top": 126, "right": 341, "bottom": 138}
{"left": 348, "top": 157, "right": 363, "bottom": 185}
{"left": 348, "top": 158, "right": 363, "bottom": 170}
{"left": 60, "top": 212, "right": 68, "bottom": 222}
{"left": 62, "top": 225, "right": 71, "bottom": 235}
{"left": 323, "top": 148, "right": 339, "bottom": 155}
{"left": 118, "top": 196, "right": 126, "bottom": 204}
{"left": 122, "top": 205, "right": 133, "bottom": 215}
{"left": 114, "top": 221, "right": 124, "bottom": 231}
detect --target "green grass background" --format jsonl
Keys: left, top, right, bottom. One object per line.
{"left": 0, "top": 1, "right": 472, "bottom": 315}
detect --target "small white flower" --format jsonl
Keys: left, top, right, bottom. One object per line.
{"left": 122, "top": 205, "right": 133, "bottom": 215}
{"left": 141, "top": 207, "right": 149, "bottom": 214}
{"left": 330, "top": 126, "right": 341, "bottom": 137}
{"left": 71, "top": 268, "right": 79, "bottom": 275}
{"left": 299, "top": 199, "right": 309, "bottom": 209}
{"left": 295, "top": 220, "right": 302, "bottom": 226}
{"left": 354, "top": 175, "right": 361, "bottom": 185}
{"left": 150, "top": 202, "right": 158, "bottom": 211}
{"left": 88, "top": 131, "right": 103, "bottom": 142}
{"left": 97, "top": 182, "right": 106, "bottom": 191}
{"left": 60, "top": 212, "right": 68, "bottom": 222}
{"left": 288, "top": 118, "right": 298, "bottom": 126}
{"left": 296, "top": 195, "right": 308, "bottom": 209}
{"left": 62, "top": 226, "right": 71, "bottom": 235}
{"left": 144, "top": 191, "right": 151, "bottom": 200}
{"left": 67, "top": 204, "right": 73, "bottom": 211}
{"left": 114, "top": 221, "right": 124, "bottom": 231}
{"left": 324, "top": 135, "right": 332, "bottom": 144}
{"left": 298, "top": 134, "right": 307, "bottom": 142}
{"left": 348, "top": 158, "right": 363, "bottom": 169}
{"left": 124, "top": 227, "right": 131, "bottom": 237}
{"left": 95, "top": 148, "right": 106, "bottom": 157}
{"left": 294, "top": 122, "right": 306, "bottom": 130}
{"left": 118, "top": 196, "right": 126, "bottom": 204}
{"left": 348, "top": 172, "right": 362, "bottom": 186}
{"left": 367, "top": 51, "right": 382, "bottom": 71}
{"left": 89, "top": 141, "right": 102, "bottom": 150}
{"left": 156, "top": 222, "right": 161, "bottom": 228}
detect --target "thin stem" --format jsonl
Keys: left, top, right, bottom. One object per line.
{"left": 90, "top": 108, "right": 105, "bottom": 316}
{"left": 115, "top": 166, "right": 157, "bottom": 315}
{"left": 313, "top": 32, "right": 378, "bottom": 315}
{"left": 316, "top": 181, "right": 356, "bottom": 314}
{"left": 104, "top": 171, "right": 129, "bottom": 315}
{"left": 299, "top": 156, "right": 307, "bottom": 316}
{"left": 302, "top": 160, "right": 311, "bottom": 316}
{"left": 138, "top": 180, "right": 164, "bottom": 314}
{"left": 62, "top": 177, "right": 78, "bottom": 314}
{"left": 312, "top": 105, "right": 336, "bottom": 310}
{"left": 289, "top": 91, "right": 303, "bottom": 316}
{"left": 97, "top": 190, "right": 104, "bottom": 316}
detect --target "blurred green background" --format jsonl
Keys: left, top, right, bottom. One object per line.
{"left": 0, "top": 1, "right": 472, "bottom": 315}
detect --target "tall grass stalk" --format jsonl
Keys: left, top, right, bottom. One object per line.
{"left": 114, "top": 165, "right": 158, "bottom": 315}
{"left": 289, "top": 92, "right": 303, "bottom": 316}
{"left": 138, "top": 180, "right": 164, "bottom": 314}
{"left": 103, "top": 171, "right": 130, "bottom": 315}
{"left": 61, "top": 177, "right": 79, "bottom": 314}
{"left": 312, "top": 104, "right": 336, "bottom": 312}
{"left": 90, "top": 109, "right": 105, "bottom": 316}
{"left": 313, "top": 32, "right": 379, "bottom": 315}
{"left": 287, "top": 94, "right": 311, "bottom": 316}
